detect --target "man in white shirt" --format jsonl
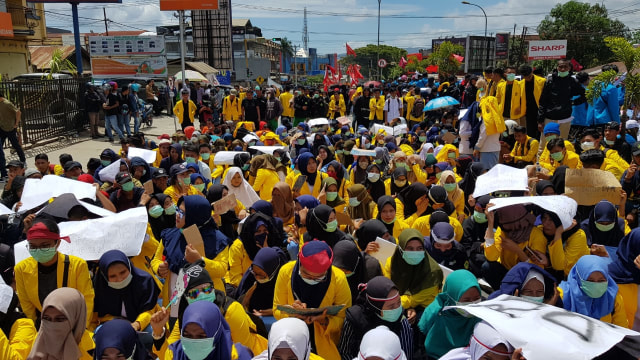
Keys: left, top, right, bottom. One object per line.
{"left": 383, "top": 87, "right": 403, "bottom": 125}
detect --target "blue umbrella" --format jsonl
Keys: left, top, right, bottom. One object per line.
{"left": 423, "top": 96, "right": 460, "bottom": 111}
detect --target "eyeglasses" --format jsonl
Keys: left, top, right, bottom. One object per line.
{"left": 27, "top": 243, "right": 56, "bottom": 250}
{"left": 185, "top": 284, "right": 214, "bottom": 299}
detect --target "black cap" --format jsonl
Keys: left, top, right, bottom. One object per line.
{"left": 63, "top": 161, "right": 82, "bottom": 172}
{"left": 170, "top": 164, "right": 189, "bottom": 178}
{"left": 6, "top": 160, "right": 24, "bottom": 169}
{"left": 633, "top": 141, "right": 640, "bottom": 156}
{"left": 605, "top": 121, "right": 620, "bottom": 131}
{"left": 184, "top": 260, "right": 212, "bottom": 291}
{"left": 115, "top": 171, "right": 132, "bottom": 185}
{"left": 152, "top": 167, "right": 169, "bottom": 179}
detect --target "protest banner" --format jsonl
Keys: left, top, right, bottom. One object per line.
{"left": 565, "top": 168, "right": 622, "bottom": 206}
{"left": 127, "top": 147, "right": 157, "bottom": 164}
{"left": 489, "top": 195, "right": 577, "bottom": 229}
{"left": 213, "top": 151, "right": 249, "bottom": 165}
{"left": 350, "top": 148, "right": 377, "bottom": 157}
{"left": 249, "top": 146, "right": 287, "bottom": 155}
{"left": 308, "top": 118, "right": 329, "bottom": 127}
{"left": 19, "top": 175, "right": 97, "bottom": 213}
{"left": 472, "top": 164, "right": 529, "bottom": 198}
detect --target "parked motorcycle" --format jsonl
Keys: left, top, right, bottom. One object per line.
{"left": 138, "top": 98, "right": 153, "bottom": 127}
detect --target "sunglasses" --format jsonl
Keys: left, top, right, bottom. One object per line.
{"left": 186, "top": 284, "right": 214, "bottom": 299}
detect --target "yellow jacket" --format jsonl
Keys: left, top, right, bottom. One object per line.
{"left": 510, "top": 136, "right": 539, "bottom": 163}
{"left": 489, "top": 79, "right": 504, "bottom": 97}
{"left": 601, "top": 146, "right": 630, "bottom": 171}
{"left": 617, "top": 283, "right": 640, "bottom": 329}
{"left": 280, "top": 92, "right": 294, "bottom": 117}
{"left": 226, "top": 239, "right": 252, "bottom": 288}
{"left": 484, "top": 227, "right": 548, "bottom": 270}
{"left": 479, "top": 96, "right": 506, "bottom": 136}
{"left": 153, "top": 148, "right": 165, "bottom": 168}
{"left": 253, "top": 168, "right": 280, "bottom": 201}
{"left": 286, "top": 171, "right": 328, "bottom": 197}
{"left": 273, "top": 262, "right": 352, "bottom": 360}
{"left": 163, "top": 184, "right": 203, "bottom": 205}
{"left": 558, "top": 287, "right": 628, "bottom": 328}
{"left": 404, "top": 94, "right": 425, "bottom": 122}
{"left": 540, "top": 150, "right": 582, "bottom": 175}
{"left": 497, "top": 80, "right": 524, "bottom": 119}
{"left": 601, "top": 158, "right": 625, "bottom": 180}
{"left": 369, "top": 96, "right": 385, "bottom": 120}
{"left": 328, "top": 98, "right": 346, "bottom": 118}
{"left": 15, "top": 252, "right": 95, "bottom": 327}
{"left": 172, "top": 99, "right": 197, "bottom": 124}
{"left": 519, "top": 76, "right": 546, "bottom": 115}
{"left": 545, "top": 227, "right": 590, "bottom": 277}
{"left": 539, "top": 140, "right": 575, "bottom": 169}
{"left": 413, "top": 214, "right": 463, "bottom": 242}
{"left": 0, "top": 318, "right": 36, "bottom": 360}
{"left": 223, "top": 95, "right": 242, "bottom": 121}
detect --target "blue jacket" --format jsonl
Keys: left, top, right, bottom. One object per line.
{"left": 571, "top": 85, "right": 589, "bottom": 126}
{"left": 588, "top": 84, "right": 620, "bottom": 125}
{"left": 128, "top": 93, "right": 139, "bottom": 113}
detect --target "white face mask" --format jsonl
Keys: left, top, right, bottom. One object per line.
{"left": 108, "top": 273, "right": 133, "bottom": 290}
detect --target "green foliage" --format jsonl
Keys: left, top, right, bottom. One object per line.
{"left": 341, "top": 44, "right": 407, "bottom": 80}
{"left": 604, "top": 37, "right": 640, "bottom": 74}
{"left": 46, "top": 49, "right": 77, "bottom": 79}
{"left": 585, "top": 70, "right": 617, "bottom": 104}
{"left": 280, "top": 37, "right": 294, "bottom": 58}
{"left": 537, "top": 1, "right": 628, "bottom": 68}
{"left": 428, "top": 41, "right": 464, "bottom": 77}
{"left": 300, "top": 74, "right": 324, "bottom": 86}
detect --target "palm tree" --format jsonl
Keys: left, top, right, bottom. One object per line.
{"left": 46, "top": 49, "right": 78, "bottom": 79}
{"left": 280, "top": 37, "right": 294, "bottom": 59}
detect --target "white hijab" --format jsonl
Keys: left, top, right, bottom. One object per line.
{"left": 439, "top": 321, "right": 514, "bottom": 360}
{"left": 252, "top": 318, "right": 310, "bottom": 360}
{"left": 419, "top": 143, "right": 435, "bottom": 161}
{"left": 356, "top": 326, "right": 407, "bottom": 360}
{"left": 222, "top": 166, "right": 260, "bottom": 208}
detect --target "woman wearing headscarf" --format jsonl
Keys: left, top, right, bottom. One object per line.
{"left": 146, "top": 193, "right": 176, "bottom": 240}
{"left": 395, "top": 183, "right": 429, "bottom": 226}
{"left": 312, "top": 134, "right": 329, "bottom": 157}
{"left": 539, "top": 211, "right": 589, "bottom": 278}
{"left": 355, "top": 326, "right": 408, "bottom": 360}
{"left": 290, "top": 132, "right": 311, "bottom": 160}
{"left": 233, "top": 152, "right": 252, "bottom": 179}
{"left": 273, "top": 241, "right": 352, "bottom": 359}
{"left": 303, "top": 205, "right": 350, "bottom": 248}
{"left": 438, "top": 170, "right": 466, "bottom": 221}
{"left": 458, "top": 163, "right": 486, "bottom": 215}
{"left": 338, "top": 276, "right": 412, "bottom": 360}
{"left": 425, "top": 222, "right": 468, "bottom": 271}
{"left": 375, "top": 196, "right": 410, "bottom": 241}
{"left": 488, "top": 262, "right": 560, "bottom": 305}
{"left": 286, "top": 152, "right": 328, "bottom": 198}
{"left": 364, "top": 163, "right": 386, "bottom": 203}
{"left": 325, "top": 160, "right": 351, "bottom": 201}
{"left": 436, "top": 144, "right": 459, "bottom": 169}
{"left": 271, "top": 182, "right": 295, "bottom": 225}
{"left": 580, "top": 200, "right": 628, "bottom": 247}
{"left": 535, "top": 180, "right": 556, "bottom": 196}
{"left": 164, "top": 164, "right": 203, "bottom": 205}
{"left": 93, "top": 319, "right": 155, "bottom": 360}
{"left": 251, "top": 155, "right": 281, "bottom": 201}
{"left": 440, "top": 321, "right": 517, "bottom": 360}
{"left": 152, "top": 195, "right": 230, "bottom": 320}
{"left": 384, "top": 229, "right": 443, "bottom": 325}
{"left": 316, "top": 145, "right": 335, "bottom": 173}
{"left": 93, "top": 250, "right": 160, "bottom": 331}
{"left": 559, "top": 255, "right": 627, "bottom": 327}
{"left": 346, "top": 184, "right": 375, "bottom": 222}
{"left": 28, "top": 288, "right": 94, "bottom": 360}
{"left": 320, "top": 177, "right": 346, "bottom": 213}
{"left": 160, "top": 143, "right": 183, "bottom": 174}
{"left": 0, "top": 283, "right": 36, "bottom": 360}
{"left": 350, "top": 155, "right": 371, "bottom": 185}
{"left": 339, "top": 140, "right": 356, "bottom": 169}
{"left": 190, "top": 173, "right": 210, "bottom": 194}
{"left": 385, "top": 167, "right": 409, "bottom": 197}
{"left": 166, "top": 301, "right": 252, "bottom": 360}
{"left": 252, "top": 317, "right": 324, "bottom": 360}
{"left": 332, "top": 240, "right": 368, "bottom": 304}
{"left": 609, "top": 228, "right": 640, "bottom": 330}
{"left": 207, "top": 185, "right": 243, "bottom": 241}
{"left": 374, "top": 147, "right": 391, "bottom": 174}
{"left": 418, "top": 269, "right": 482, "bottom": 359}
{"left": 223, "top": 167, "right": 261, "bottom": 208}
{"left": 550, "top": 165, "right": 568, "bottom": 194}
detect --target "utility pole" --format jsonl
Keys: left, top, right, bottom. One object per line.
{"left": 293, "top": 44, "right": 298, "bottom": 87}
{"left": 377, "top": 0, "right": 381, "bottom": 81}
{"left": 103, "top": 8, "right": 109, "bottom": 35}
{"left": 179, "top": 10, "right": 186, "bottom": 89}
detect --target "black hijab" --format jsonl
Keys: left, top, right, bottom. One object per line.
{"left": 376, "top": 196, "right": 397, "bottom": 235}
{"left": 239, "top": 212, "right": 283, "bottom": 260}
{"left": 365, "top": 163, "right": 386, "bottom": 203}
{"left": 397, "top": 183, "right": 428, "bottom": 218}
{"left": 551, "top": 165, "right": 568, "bottom": 194}
{"left": 147, "top": 194, "right": 176, "bottom": 240}
{"left": 389, "top": 168, "right": 409, "bottom": 196}
{"left": 333, "top": 240, "right": 367, "bottom": 302}
{"left": 236, "top": 247, "right": 288, "bottom": 312}
{"left": 304, "top": 204, "right": 349, "bottom": 248}
{"left": 355, "top": 219, "right": 390, "bottom": 251}
{"left": 458, "top": 162, "right": 486, "bottom": 207}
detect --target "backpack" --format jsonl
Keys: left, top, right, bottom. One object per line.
{"left": 412, "top": 97, "right": 425, "bottom": 118}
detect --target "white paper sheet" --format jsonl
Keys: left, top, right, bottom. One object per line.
{"left": 489, "top": 195, "right": 577, "bottom": 229}
{"left": 127, "top": 147, "right": 157, "bottom": 164}
{"left": 370, "top": 237, "right": 397, "bottom": 265}
{"left": 213, "top": 151, "right": 249, "bottom": 165}
{"left": 0, "top": 202, "right": 13, "bottom": 216}
{"left": 350, "top": 148, "right": 377, "bottom": 157}
{"left": 242, "top": 134, "right": 260, "bottom": 143}
{"left": 371, "top": 123, "right": 407, "bottom": 136}
{"left": 19, "top": 175, "right": 96, "bottom": 213}
{"left": 308, "top": 118, "right": 329, "bottom": 127}
{"left": 249, "top": 146, "right": 287, "bottom": 155}
{"left": 0, "top": 284, "right": 13, "bottom": 314}
{"left": 98, "top": 160, "right": 121, "bottom": 183}
{"left": 472, "top": 164, "right": 529, "bottom": 198}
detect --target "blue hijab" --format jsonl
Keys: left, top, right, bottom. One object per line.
{"left": 93, "top": 250, "right": 160, "bottom": 322}
{"left": 297, "top": 152, "right": 318, "bottom": 186}
{"left": 236, "top": 247, "right": 287, "bottom": 311}
{"left": 609, "top": 228, "right": 640, "bottom": 284}
{"left": 170, "top": 301, "right": 233, "bottom": 360}
{"left": 161, "top": 195, "right": 230, "bottom": 274}
{"left": 94, "top": 319, "right": 153, "bottom": 360}
{"left": 559, "top": 255, "right": 618, "bottom": 319}
{"left": 295, "top": 195, "right": 320, "bottom": 210}
{"left": 488, "top": 262, "right": 558, "bottom": 301}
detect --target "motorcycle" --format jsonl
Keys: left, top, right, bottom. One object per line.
{"left": 138, "top": 98, "right": 154, "bottom": 128}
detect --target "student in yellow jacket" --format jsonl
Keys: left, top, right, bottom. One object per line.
{"left": 0, "top": 285, "right": 37, "bottom": 360}
{"left": 404, "top": 88, "right": 425, "bottom": 124}
{"left": 496, "top": 66, "right": 524, "bottom": 120}
{"left": 503, "top": 126, "right": 539, "bottom": 167}
{"left": 328, "top": 96, "right": 346, "bottom": 119}
{"left": 280, "top": 88, "right": 295, "bottom": 118}
{"left": 223, "top": 90, "right": 242, "bottom": 122}
{"left": 164, "top": 164, "right": 204, "bottom": 205}
{"left": 539, "top": 123, "right": 575, "bottom": 166}
{"left": 374, "top": 196, "right": 410, "bottom": 240}
{"left": 369, "top": 89, "right": 385, "bottom": 122}
{"left": 172, "top": 89, "right": 197, "bottom": 129}
{"left": 273, "top": 241, "right": 352, "bottom": 360}
{"left": 286, "top": 153, "right": 328, "bottom": 198}
{"left": 412, "top": 210, "right": 464, "bottom": 242}
{"left": 251, "top": 155, "right": 281, "bottom": 201}
{"left": 539, "top": 138, "right": 582, "bottom": 176}
{"left": 15, "top": 219, "right": 94, "bottom": 328}
{"left": 539, "top": 212, "right": 589, "bottom": 277}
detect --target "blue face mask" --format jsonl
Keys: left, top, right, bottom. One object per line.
{"left": 378, "top": 305, "right": 403, "bottom": 322}
{"left": 402, "top": 250, "right": 425, "bottom": 265}
{"left": 180, "top": 336, "right": 215, "bottom": 360}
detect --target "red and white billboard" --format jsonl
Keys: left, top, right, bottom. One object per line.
{"left": 528, "top": 40, "right": 567, "bottom": 60}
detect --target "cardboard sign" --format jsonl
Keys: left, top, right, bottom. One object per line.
{"left": 143, "top": 180, "right": 154, "bottom": 194}
{"left": 565, "top": 168, "right": 622, "bottom": 206}
{"left": 336, "top": 211, "right": 353, "bottom": 227}
{"left": 182, "top": 224, "right": 205, "bottom": 256}
{"left": 212, "top": 193, "right": 237, "bottom": 214}
{"left": 442, "top": 132, "right": 457, "bottom": 144}
{"left": 337, "top": 116, "right": 351, "bottom": 126}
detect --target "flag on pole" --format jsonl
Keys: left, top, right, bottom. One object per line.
{"left": 570, "top": 58, "right": 583, "bottom": 71}
{"left": 399, "top": 57, "right": 408, "bottom": 69}
{"left": 346, "top": 43, "right": 356, "bottom": 57}
{"left": 425, "top": 65, "right": 439, "bottom": 73}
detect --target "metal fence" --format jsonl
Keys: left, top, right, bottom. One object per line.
{"left": 0, "top": 78, "right": 88, "bottom": 145}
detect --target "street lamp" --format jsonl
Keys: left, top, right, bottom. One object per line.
{"left": 462, "top": 1, "right": 488, "bottom": 71}
{"left": 377, "top": 0, "right": 381, "bottom": 81}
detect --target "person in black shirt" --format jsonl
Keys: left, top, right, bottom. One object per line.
{"left": 255, "top": 86, "right": 267, "bottom": 125}
{"left": 604, "top": 121, "right": 632, "bottom": 163}
{"left": 84, "top": 83, "right": 103, "bottom": 138}
{"left": 103, "top": 86, "right": 125, "bottom": 142}
{"left": 354, "top": 88, "right": 371, "bottom": 129}
{"left": 241, "top": 90, "right": 260, "bottom": 129}
{"left": 293, "top": 89, "right": 310, "bottom": 126}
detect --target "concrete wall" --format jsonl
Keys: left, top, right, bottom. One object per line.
{"left": 0, "top": 40, "right": 29, "bottom": 79}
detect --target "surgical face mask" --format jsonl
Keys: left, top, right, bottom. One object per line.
{"left": 179, "top": 140, "right": 186, "bottom": 146}
{"left": 297, "top": 139, "right": 306, "bottom": 145}
{"left": 545, "top": 135, "right": 557, "bottom": 142}
{"left": 402, "top": 250, "right": 425, "bottom": 265}
{"left": 149, "top": 205, "right": 164, "bottom": 218}
{"left": 122, "top": 181, "right": 134, "bottom": 192}
{"left": 336, "top": 150, "right": 344, "bottom": 155}
{"left": 448, "top": 152, "right": 456, "bottom": 159}
{"left": 368, "top": 172, "right": 380, "bottom": 182}
{"left": 506, "top": 73, "right": 516, "bottom": 82}
{"left": 200, "top": 153, "right": 211, "bottom": 161}
{"left": 604, "top": 139, "right": 615, "bottom": 146}
{"left": 550, "top": 151, "right": 564, "bottom": 162}
{"left": 300, "top": 271, "right": 326, "bottom": 285}
{"left": 182, "top": 177, "right": 191, "bottom": 186}
{"left": 456, "top": 299, "right": 481, "bottom": 306}
{"left": 419, "top": 136, "right": 427, "bottom": 142}
{"left": 186, "top": 290, "right": 217, "bottom": 305}
{"left": 359, "top": 161, "right": 369, "bottom": 170}
{"left": 521, "top": 295, "right": 544, "bottom": 303}
{"left": 349, "top": 197, "right": 361, "bottom": 207}
{"left": 185, "top": 156, "right": 196, "bottom": 164}
{"left": 580, "top": 279, "right": 609, "bottom": 298}
{"left": 557, "top": 71, "right": 569, "bottom": 78}
{"left": 365, "top": 143, "right": 372, "bottom": 149}
{"left": 194, "top": 183, "right": 206, "bottom": 192}
{"left": 242, "top": 164, "right": 250, "bottom": 171}
{"left": 275, "top": 157, "right": 282, "bottom": 163}
{"left": 378, "top": 305, "right": 403, "bottom": 322}
{"left": 29, "top": 247, "right": 57, "bottom": 263}
{"left": 165, "top": 205, "right": 176, "bottom": 215}
{"left": 394, "top": 179, "right": 407, "bottom": 187}
{"left": 101, "top": 159, "right": 111, "bottom": 167}
{"left": 473, "top": 210, "right": 487, "bottom": 224}
{"left": 382, "top": 217, "right": 395, "bottom": 225}
{"left": 478, "top": 87, "right": 484, "bottom": 92}
{"left": 581, "top": 141, "right": 595, "bottom": 150}
{"left": 108, "top": 273, "right": 133, "bottom": 290}
{"left": 443, "top": 183, "right": 457, "bottom": 192}
{"left": 595, "top": 222, "right": 615, "bottom": 232}
{"left": 375, "top": 158, "right": 382, "bottom": 164}
{"left": 225, "top": 129, "right": 231, "bottom": 134}
{"left": 326, "top": 192, "right": 338, "bottom": 202}
{"left": 345, "top": 132, "right": 351, "bottom": 136}
{"left": 436, "top": 172, "right": 442, "bottom": 180}
{"left": 324, "top": 219, "right": 338, "bottom": 233}
{"left": 180, "top": 336, "right": 215, "bottom": 360}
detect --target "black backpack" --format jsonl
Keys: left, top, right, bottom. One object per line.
{"left": 412, "top": 97, "right": 425, "bottom": 118}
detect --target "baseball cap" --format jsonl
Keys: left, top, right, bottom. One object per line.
{"left": 6, "top": 160, "right": 24, "bottom": 169}
{"left": 158, "top": 134, "right": 170, "bottom": 140}
{"left": 543, "top": 122, "right": 560, "bottom": 135}
{"left": 152, "top": 167, "right": 169, "bottom": 179}
{"left": 63, "top": 161, "right": 82, "bottom": 172}
{"left": 627, "top": 120, "right": 640, "bottom": 130}
{"left": 633, "top": 141, "right": 640, "bottom": 156}
{"left": 230, "top": 89, "right": 238, "bottom": 95}
{"left": 115, "top": 171, "right": 133, "bottom": 185}
{"left": 24, "top": 168, "right": 40, "bottom": 178}
{"left": 170, "top": 164, "right": 189, "bottom": 178}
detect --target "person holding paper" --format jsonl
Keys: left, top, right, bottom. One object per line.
{"left": 0, "top": 283, "right": 37, "bottom": 360}
{"left": 15, "top": 217, "right": 94, "bottom": 328}
{"left": 273, "top": 241, "right": 352, "bottom": 360}
{"left": 223, "top": 167, "right": 261, "bottom": 209}
{"left": 164, "top": 164, "right": 203, "bottom": 205}
{"left": 384, "top": 229, "right": 443, "bottom": 325}
{"left": 540, "top": 211, "right": 589, "bottom": 278}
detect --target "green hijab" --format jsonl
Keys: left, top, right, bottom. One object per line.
{"left": 389, "top": 229, "right": 443, "bottom": 299}
{"left": 322, "top": 176, "right": 345, "bottom": 208}
{"left": 418, "top": 269, "right": 482, "bottom": 359}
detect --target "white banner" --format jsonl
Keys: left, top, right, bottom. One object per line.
{"left": 350, "top": 148, "right": 377, "bottom": 157}
{"left": 472, "top": 164, "right": 529, "bottom": 198}
{"left": 19, "top": 176, "right": 96, "bottom": 213}
{"left": 308, "top": 118, "right": 329, "bottom": 127}
{"left": 372, "top": 123, "right": 408, "bottom": 136}
{"left": 489, "top": 195, "right": 577, "bottom": 229}
{"left": 249, "top": 146, "right": 287, "bottom": 155}
{"left": 528, "top": 40, "right": 567, "bottom": 60}
{"left": 213, "top": 151, "right": 249, "bottom": 165}
{"left": 451, "top": 295, "right": 640, "bottom": 360}
{"left": 128, "top": 147, "right": 157, "bottom": 164}
{"left": 98, "top": 161, "right": 121, "bottom": 183}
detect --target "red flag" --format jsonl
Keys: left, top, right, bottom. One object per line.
{"left": 346, "top": 43, "right": 356, "bottom": 57}
{"left": 354, "top": 64, "right": 364, "bottom": 80}
{"left": 323, "top": 67, "right": 332, "bottom": 91}
{"left": 452, "top": 54, "right": 464, "bottom": 62}
{"left": 399, "top": 57, "right": 408, "bottom": 69}
{"left": 570, "top": 58, "right": 583, "bottom": 71}
{"left": 407, "top": 53, "right": 423, "bottom": 62}
{"left": 425, "top": 65, "right": 439, "bottom": 73}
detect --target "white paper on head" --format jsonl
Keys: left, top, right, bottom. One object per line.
{"left": 472, "top": 164, "right": 529, "bottom": 198}
{"left": 213, "top": 151, "right": 249, "bottom": 165}
{"left": 242, "top": 133, "right": 260, "bottom": 143}
{"left": 127, "top": 147, "right": 157, "bottom": 164}
{"left": 249, "top": 146, "right": 287, "bottom": 155}
{"left": 0, "top": 202, "right": 13, "bottom": 216}
{"left": 308, "top": 118, "right": 329, "bottom": 127}
{"left": 0, "top": 284, "right": 13, "bottom": 314}
{"left": 370, "top": 237, "right": 397, "bottom": 265}
{"left": 488, "top": 195, "right": 577, "bottom": 229}
{"left": 19, "top": 175, "right": 97, "bottom": 213}
{"left": 98, "top": 160, "right": 121, "bottom": 183}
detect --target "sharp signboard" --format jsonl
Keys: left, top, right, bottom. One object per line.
{"left": 528, "top": 40, "right": 567, "bottom": 60}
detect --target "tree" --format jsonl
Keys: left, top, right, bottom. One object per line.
{"left": 280, "top": 37, "right": 294, "bottom": 58}
{"left": 341, "top": 44, "right": 407, "bottom": 81}
{"left": 537, "top": 1, "right": 628, "bottom": 69}
{"left": 46, "top": 49, "right": 77, "bottom": 79}
{"left": 428, "top": 41, "right": 464, "bottom": 77}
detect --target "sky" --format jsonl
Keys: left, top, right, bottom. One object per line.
{"left": 43, "top": 0, "right": 640, "bottom": 55}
